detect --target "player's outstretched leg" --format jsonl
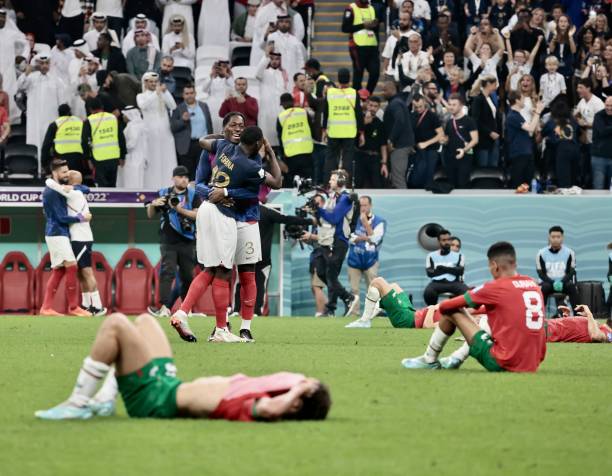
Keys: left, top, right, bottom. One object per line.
{"left": 35, "top": 313, "right": 153, "bottom": 420}
{"left": 170, "top": 270, "right": 216, "bottom": 343}
{"left": 402, "top": 309, "right": 480, "bottom": 370}
{"left": 345, "top": 277, "right": 387, "bottom": 328}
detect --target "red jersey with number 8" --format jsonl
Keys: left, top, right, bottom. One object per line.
{"left": 465, "top": 275, "right": 547, "bottom": 372}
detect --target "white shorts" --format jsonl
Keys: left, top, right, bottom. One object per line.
{"left": 45, "top": 236, "right": 76, "bottom": 268}
{"left": 196, "top": 201, "right": 237, "bottom": 268}
{"left": 235, "top": 221, "right": 262, "bottom": 266}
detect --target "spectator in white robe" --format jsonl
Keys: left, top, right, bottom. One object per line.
{"left": 198, "top": 0, "right": 230, "bottom": 51}
{"left": 249, "top": 0, "right": 304, "bottom": 67}
{"left": 137, "top": 72, "right": 178, "bottom": 189}
{"left": 201, "top": 59, "right": 234, "bottom": 133}
{"left": 17, "top": 55, "right": 66, "bottom": 163}
{"left": 266, "top": 15, "right": 306, "bottom": 89}
{"left": 50, "top": 34, "right": 74, "bottom": 81}
{"left": 159, "top": 0, "right": 196, "bottom": 39}
{"left": 256, "top": 47, "right": 289, "bottom": 146}
{"left": 122, "top": 14, "right": 160, "bottom": 56}
{"left": 83, "top": 12, "right": 120, "bottom": 51}
{"left": 0, "top": 9, "right": 29, "bottom": 123}
{"left": 117, "top": 106, "right": 146, "bottom": 189}
{"left": 94, "top": 0, "right": 125, "bottom": 36}
{"left": 162, "top": 15, "right": 196, "bottom": 72}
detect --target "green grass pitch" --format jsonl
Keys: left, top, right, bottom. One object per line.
{"left": 1, "top": 315, "right": 611, "bottom": 476}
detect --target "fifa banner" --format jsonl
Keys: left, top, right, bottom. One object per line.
{"left": 0, "top": 188, "right": 159, "bottom": 208}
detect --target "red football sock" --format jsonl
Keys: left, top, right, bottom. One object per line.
{"left": 42, "top": 268, "right": 65, "bottom": 309}
{"left": 180, "top": 270, "right": 214, "bottom": 312}
{"left": 65, "top": 265, "right": 79, "bottom": 310}
{"left": 238, "top": 271, "right": 256, "bottom": 320}
{"left": 211, "top": 278, "right": 230, "bottom": 328}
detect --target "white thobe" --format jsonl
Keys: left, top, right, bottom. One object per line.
{"left": 137, "top": 90, "right": 178, "bottom": 189}
{"left": 201, "top": 76, "right": 234, "bottom": 133}
{"left": 95, "top": 0, "right": 124, "bottom": 18}
{"left": 249, "top": 4, "right": 305, "bottom": 66}
{"left": 117, "top": 120, "right": 147, "bottom": 189}
{"left": 162, "top": 32, "right": 196, "bottom": 71}
{"left": 198, "top": 0, "right": 230, "bottom": 49}
{"left": 266, "top": 31, "right": 305, "bottom": 89}
{"left": 159, "top": 0, "right": 196, "bottom": 39}
{"left": 0, "top": 25, "right": 29, "bottom": 123}
{"left": 122, "top": 30, "right": 160, "bottom": 56}
{"left": 50, "top": 46, "right": 74, "bottom": 81}
{"left": 17, "top": 71, "right": 66, "bottom": 162}
{"left": 255, "top": 56, "right": 289, "bottom": 146}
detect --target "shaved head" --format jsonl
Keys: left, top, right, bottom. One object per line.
{"left": 68, "top": 170, "right": 83, "bottom": 185}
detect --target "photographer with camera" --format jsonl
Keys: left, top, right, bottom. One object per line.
{"left": 307, "top": 169, "right": 358, "bottom": 317}
{"left": 146, "top": 165, "right": 201, "bottom": 317}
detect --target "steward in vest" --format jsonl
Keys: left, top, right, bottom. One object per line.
{"left": 322, "top": 68, "right": 364, "bottom": 183}
{"left": 41, "top": 104, "right": 87, "bottom": 175}
{"left": 83, "top": 97, "right": 126, "bottom": 187}
{"left": 277, "top": 93, "right": 314, "bottom": 186}
{"left": 145, "top": 165, "right": 201, "bottom": 318}
{"left": 341, "top": 0, "right": 380, "bottom": 94}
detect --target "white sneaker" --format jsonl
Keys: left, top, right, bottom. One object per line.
{"left": 345, "top": 319, "right": 372, "bottom": 329}
{"left": 209, "top": 327, "right": 245, "bottom": 343}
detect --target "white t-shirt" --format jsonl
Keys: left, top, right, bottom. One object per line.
{"left": 96, "top": 0, "right": 124, "bottom": 18}
{"left": 469, "top": 53, "right": 501, "bottom": 81}
{"left": 539, "top": 72, "right": 566, "bottom": 107}
{"left": 412, "top": 0, "right": 431, "bottom": 20}
{"left": 381, "top": 30, "right": 416, "bottom": 76}
{"left": 396, "top": 49, "right": 430, "bottom": 81}
{"left": 575, "top": 95, "right": 605, "bottom": 143}
{"left": 506, "top": 61, "right": 532, "bottom": 91}
{"left": 45, "top": 179, "right": 93, "bottom": 242}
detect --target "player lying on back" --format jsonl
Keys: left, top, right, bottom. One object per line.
{"left": 344, "top": 276, "right": 487, "bottom": 329}
{"left": 402, "top": 241, "right": 547, "bottom": 372}
{"left": 35, "top": 313, "right": 331, "bottom": 422}
{"left": 546, "top": 305, "right": 612, "bottom": 343}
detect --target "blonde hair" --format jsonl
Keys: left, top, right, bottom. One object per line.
{"left": 518, "top": 74, "right": 538, "bottom": 103}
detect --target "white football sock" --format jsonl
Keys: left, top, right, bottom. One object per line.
{"left": 93, "top": 367, "right": 117, "bottom": 403}
{"left": 450, "top": 342, "right": 470, "bottom": 362}
{"left": 479, "top": 315, "right": 491, "bottom": 335}
{"left": 240, "top": 319, "right": 252, "bottom": 330}
{"left": 82, "top": 292, "right": 92, "bottom": 308}
{"left": 90, "top": 290, "right": 103, "bottom": 309}
{"left": 68, "top": 357, "right": 110, "bottom": 407}
{"left": 361, "top": 286, "right": 381, "bottom": 321}
{"left": 424, "top": 327, "right": 451, "bottom": 363}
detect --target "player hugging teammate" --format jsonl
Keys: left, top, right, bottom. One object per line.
{"left": 170, "top": 113, "right": 283, "bottom": 343}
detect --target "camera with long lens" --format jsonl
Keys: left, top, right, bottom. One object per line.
{"left": 161, "top": 191, "right": 195, "bottom": 234}
{"left": 283, "top": 176, "right": 329, "bottom": 247}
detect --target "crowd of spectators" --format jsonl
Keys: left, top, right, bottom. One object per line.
{"left": 0, "top": 1, "right": 611, "bottom": 190}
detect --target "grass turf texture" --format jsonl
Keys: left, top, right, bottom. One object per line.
{"left": 1, "top": 316, "right": 611, "bottom": 476}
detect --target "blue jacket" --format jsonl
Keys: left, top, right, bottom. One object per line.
{"left": 42, "top": 187, "right": 81, "bottom": 237}
{"left": 347, "top": 214, "right": 386, "bottom": 270}
{"left": 159, "top": 187, "right": 197, "bottom": 240}
{"left": 316, "top": 192, "right": 353, "bottom": 245}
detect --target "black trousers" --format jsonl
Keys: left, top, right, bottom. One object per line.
{"left": 284, "top": 153, "right": 313, "bottom": 187}
{"left": 554, "top": 143, "right": 579, "bottom": 188}
{"left": 323, "top": 238, "right": 352, "bottom": 313}
{"left": 159, "top": 241, "right": 196, "bottom": 308}
{"left": 94, "top": 159, "right": 119, "bottom": 187}
{"left": 61, "top": 153, "right": 87, "bottom": 177}
{"left": 423, "top": 280, "right": 469, "bottom": 306}
{"left": 355, "top": 151, "right": 383, "bottom": 188}
{"left": 350, "top": 46, "right": 380, "bottom": 94}
{"left": 541, "top": 281, "right": 579, "bottom": 309}
{"left": 178, "top": 139, "right": 201, "bottom": 181}
{"left": 59, "top": 14, "right": 85, "bottom": 44}
{"left": 325, "top": 138, "right": 355, "bottom": 184}
{"left": 443, "top": 153, "right": 472, "bottom": 189}
{"left": 509, "top": 154, "right": 534, "bottom": 188}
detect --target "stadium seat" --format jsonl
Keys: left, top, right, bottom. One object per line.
{"left": 0, "top": 251, "right": 35, "bottom": 314}
{"left": 196, "top": 45, "right": 229, "bottom": 63}
{"left": 230, "top": 45, "right": 252, "bottom": 67}
{"left": 469, "top": 168, "right": 506, "bottom": 189}
{"left": 91, "top": 251, "right": 113, "bottom": 310}
{"left": 231, "top": 65, "right": 257, "bottom": 79}
{"left": 6, "top": 124, "right": 26, "bottom": 145}
{"left": 3, "top": 144, "right": 39, "bottom": 182}
{"left": 113, "top": 248, "right": 154, "bottom": 314}
{"left": 34, "top": 253, "right": 80, "bottom": 314}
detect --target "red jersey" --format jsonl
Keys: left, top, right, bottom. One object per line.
{"left": 414, "top": 305, "right": 486, "bottom": 328}
{"left": 439, "top": 275, "right": 547, "bottom": 372}
{"left": 546, "top": 317, "right": 592, "bottom": 343}
{"left": 209, "top": 372, "right": 306, "bottom": 422}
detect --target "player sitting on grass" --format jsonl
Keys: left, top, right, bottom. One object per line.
{"left": 546, "top": 305, "right": 612, "bottom": 343}
{"left": 402, "top": 241, "right": 547, "bottom": 372}
{"left": 35, "top": 313, "right": 331, "bottom": 421}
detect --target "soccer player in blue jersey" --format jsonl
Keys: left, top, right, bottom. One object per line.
{"left": 40, "top": 160, "right": 93, "bottom": 316}
{"left": 171, "top": 125, "right": 282, "bottom": 343}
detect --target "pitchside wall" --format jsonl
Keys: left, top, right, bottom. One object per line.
{"left": 1, "top": 191, "right": 611, "bottom": 316}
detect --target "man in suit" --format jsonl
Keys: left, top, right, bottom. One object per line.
{"left": 170, "top": 84, "right": 213, "bottom": 179}
{"left": 470, "top": 76, "right": 500, "bottom": 168}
